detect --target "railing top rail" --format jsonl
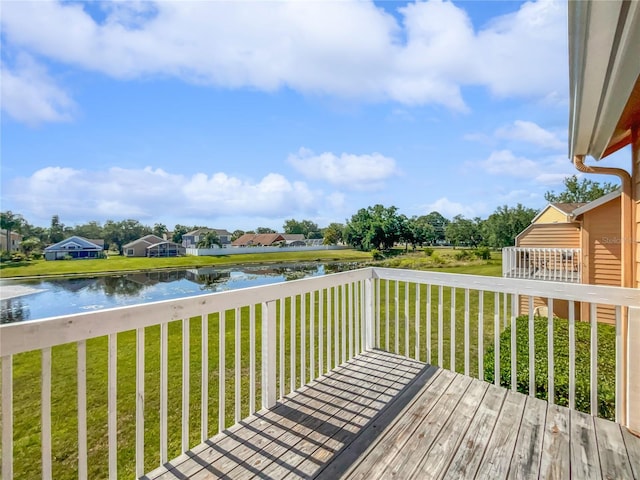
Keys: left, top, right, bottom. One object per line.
{"left": 3, "top": 266, "right": 638, "bottom": 357}
{"left": 502, "top": 247, "right": 581, "bottom": 251}
{"left": 371, "top": 267, "right": 639, "bottom": 307}
{"left": 0, "top": 268, "right": 373, "bottom": 356}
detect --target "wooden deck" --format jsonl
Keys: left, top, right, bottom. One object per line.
{"left": 144, "top": 350, "right": 640, "bottom": 480}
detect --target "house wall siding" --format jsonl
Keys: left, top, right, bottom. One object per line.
{"left": 516, "top": 223, "right": 581, "bottom": 248}
{"left": 581, "top": 199, "right": 622, "bottom": 324}
{"left": 534, "top": 208, "right": 569, "bottom": 224}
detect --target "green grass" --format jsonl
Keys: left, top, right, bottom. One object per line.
{"left": 0, "top": 249, "right": 371, "bottom": 278}
{"left": 484, "top": 316, "right": 616, "bottom": 420}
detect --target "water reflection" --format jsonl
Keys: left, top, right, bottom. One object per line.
{"left": 0, "top": 262, "right": 360, "bottom": 323}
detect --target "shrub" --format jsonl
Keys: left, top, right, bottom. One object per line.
{"left": 10, "top": 252, "right": 27, "bottom": 262}
{"left": 429, "top": 252, "right": 445, "bottom": 265}
{"left": 370, "top": 248, "right": 384, "bottom": 260}
{"left": 474, "top": 247, "right": 491, "bottom": 260}
{"left": 455, "top": 250, "right": 473, "bottom": 261}
{"left": 484, "top": 315, "right": 616, "bottom": 420}
{"left": 30, "top": 251, "right": 43, "bottom": 260}
{"left": 423, "top": 247, "right": 434, "bottom": 257}
{"left": 0, "top": 250, "right": 11, "bottom": 263}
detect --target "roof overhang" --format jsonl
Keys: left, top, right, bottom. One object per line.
{"left": 571, "top": 188, "right": 622, "bottom": 217}
{"left": 569, "top": 0, "right": 640, "bottom": 160}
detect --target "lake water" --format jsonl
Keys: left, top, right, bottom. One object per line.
{"left": 0, "top": 263, "right": 357, "bottom": 324}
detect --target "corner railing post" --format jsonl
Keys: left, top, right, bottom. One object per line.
{"left": 262, "top": 300, "right": 277, "bottom": 409}
{"left": 364, "top": 272, "right": 375, "bottom": 351}
{"left": 627, "top": 306, "right": 640, "bottom": 433}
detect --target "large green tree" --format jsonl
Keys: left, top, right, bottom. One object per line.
{"left": 344, "top": 204, "right": 402, "bottom": 251}
{"left": 445, "top": 215, "right": 483, "bottom": 248}
{"left": 544, "top": 175, "right": 618, "bottom": 203}
{"left": 406, "top": 216, "right": 436, "bottom": 249}
{"left": 152, "top": 223, "right": 168, "bottom": 238}
{"left": 72, "top": 221, "right": 103, "bottom": 240}
{"left": 49, "top": 215, "right": 65, "bottom": 244}
{"left": 104, "top": 219, "right": 151, "bottom": 253}
{"left": 322, "top": 223, "right": 344, "bottom": 245}
{"left": 283, "top": 219, "right": 321, "bottom": 239}
{"left": 172, "top": 224, "right": 190, "bottom": 244}
{"left": 482, "top": 204, "right": 538, "bottom": 248}
{"left": 256, "top": 227, "right": 276, "bottom": 234}
{"left": 419, "top": 211, "right": 449, "bottom": 244}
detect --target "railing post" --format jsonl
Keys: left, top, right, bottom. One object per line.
{"left": 627, "top": 306, "right": 640, "bottom": 433}
{"left": 261, "top": 300, "right": 277, "bottom": 409}
{"left": 364, "top": 276, "right": 375, "bottom": 350}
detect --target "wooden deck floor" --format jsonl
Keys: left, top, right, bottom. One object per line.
{"left": 144, "top": 350, "right": 640, "bottom": 480}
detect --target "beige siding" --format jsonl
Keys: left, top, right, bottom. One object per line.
{"left": 534, "top": 207, "right": 569, "bottom": 224}
{"left": 516, "top": 223, "right": 581, "bottom": 248}
{"left": 581, "top": 199, "right": 622, "bottom": 324}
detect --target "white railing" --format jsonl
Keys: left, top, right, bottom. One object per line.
{"left": 1, "top": 267, "right": 639, "bottom": 479}
{"left": 502, "top": 247, "right": 582, "bottom": 283}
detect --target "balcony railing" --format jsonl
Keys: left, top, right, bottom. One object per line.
{"left": 1, "top": 267, "right": 638, "bottom": 479}
{"left": 502, "top": 247, "right": 582, "bottom": 283}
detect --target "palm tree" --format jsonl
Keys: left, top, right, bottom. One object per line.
{"left": 196, "top": 231, "right": 222, "bottom": 248}
{"left": 0, "top": 211, "right": 23, "bottom": 252}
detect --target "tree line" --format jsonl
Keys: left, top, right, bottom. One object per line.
{"left": 1, "top": 175, "right": 618, "bottom": 258}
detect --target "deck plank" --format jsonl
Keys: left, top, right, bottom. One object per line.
{"left": 379, "top": 374, "right": 472, "bottom": 478}
{"left": 441, "top": 383, "right": 507, "bottom": 479}
{"left": 570, "top": 410, "right": 602, "bottom": 479}
{"left": 538, "top": 403, "right": 571, "bottom": 480}
{"left": 334, "top": 368, "right": 456, "bottom": 480}
{"left": 474, "top": 390, "right": 527, "bottom": 479}
{"left": 621, "top": 427, "right": 640, "bottom": 480}
{"left": 257, "top": 356, "right": 424, "bottom": 479}
{"left": 224, "top": 352, "right": 417, "bottom": 479}
{"left": 593, "top": 417, "right": 634, "bottom": 480}
{"left": 508, "top": 395, "right": 547, "bottom": 479}
{"left": 142, "top": 350, "right": 638, "bottom": 480}
{"left": 410, "top": 378, "right": 489, "bottom": 479}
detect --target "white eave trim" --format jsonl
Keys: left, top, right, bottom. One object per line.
{"left": 569, "top": 0, "right": 640, "bottom": 160}
{"left": 571, "top": 189, "right": 622, "bottom": 216}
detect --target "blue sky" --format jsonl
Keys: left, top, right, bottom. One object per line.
{"left": 0, "top": 0, "right": 629, "bottom": 231}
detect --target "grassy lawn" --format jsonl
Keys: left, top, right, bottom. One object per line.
{"left": 0, "top": 249, "right": 372, "bottom": 279}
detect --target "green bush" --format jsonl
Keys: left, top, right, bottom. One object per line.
{"left": 0, "top": 250, "right": 11, "bottom": 263}
{"left": 423, "top": 247, "right": 434, "bottom": 257}
{"left": 10, "top": 252, "right": 27, "bottom": 262}
{"left": 484, "top": 315, "right": 616, "bottom": 420}
{"left": 370, "top": 248, "right": 384, "bottom": 260}
{"left": 474, "top": 247, "right": 491, "bottom": 260}
{"left": 454, "top": 250, "right": 473, "bottom": 261}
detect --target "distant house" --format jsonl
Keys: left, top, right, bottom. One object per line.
{"left": 231, "top": 233, "right": 286, "bottom": 247}
{"left": 182, "top": 228, "right": 233, "bottom": 247}
{"left": 281, "top": 234, "right": 306, "bottom": 246}
{"left": 123, "top": 235, "right": 185, "bottom": 257}
{"left": 44, "top": 236, "right": 104, "bottom": 261}
{"left": 0, "top": 229, "right": 22, "bottom": 252}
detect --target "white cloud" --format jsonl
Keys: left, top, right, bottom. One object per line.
{"left": 421, "top": 197, "right": 485, "bottom": 218}
{"left": 495, "top": 120, "right": 564, "bottom": 150}
{"left": 479, "top": 150, "right": 539, "bottom": 177}
{"left": 0, "top": 55, "right": 76, "bottom": 125}
{"left": 0, "top": 0, "right": 567, "bottom": 124}
{"left": 288, "top": 148, "right": 399, "bottom": 190}
{"left": 7, "top": 166, "right": 327, "bottom": 222}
